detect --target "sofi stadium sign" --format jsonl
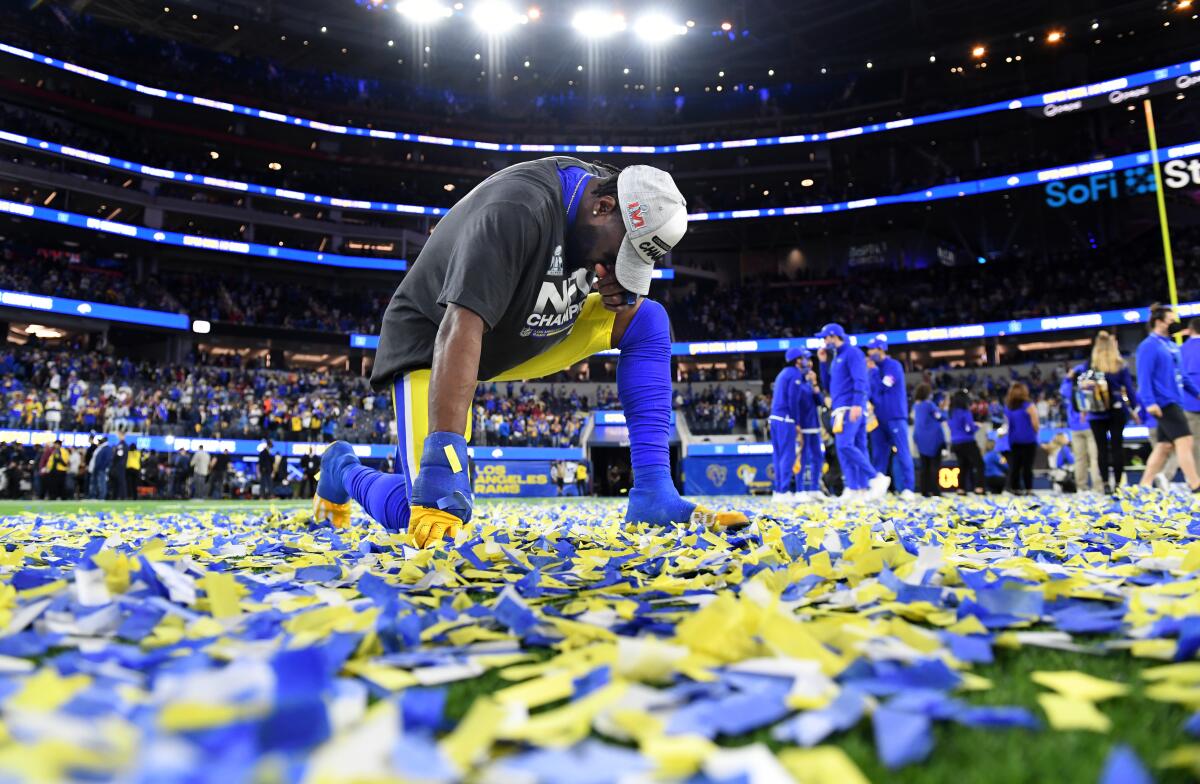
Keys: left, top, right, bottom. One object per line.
{"left": 1045, "top": 156, "right": 1200, "bottom": 207}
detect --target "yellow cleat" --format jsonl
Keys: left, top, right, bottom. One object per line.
{"left": 313, "top": 495, "right": 353, "bottom": 528}
{"left": 690, "top": 505, "right": 750, "bottom": 530}
{"left": 408, "top": 506, "right": 464, "bottom": 548}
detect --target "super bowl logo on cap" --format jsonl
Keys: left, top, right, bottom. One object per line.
{"left": 627, "top": 201, "right": 647, "bottom": 230}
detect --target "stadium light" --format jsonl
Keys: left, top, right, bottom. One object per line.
{"left": 634, "top": 12, "right": 687, "bottom": 43}
{"left": 396, "top": 0, "right": 452, "bottom": 23}
{"left": 572, "top": 9, "right": 626, "bottom": 38}
{"left": 472, "top": 1, "right": 527, "bottom": 32}
{"left": 971, "top": 44, "right": 986, "bottom": 58}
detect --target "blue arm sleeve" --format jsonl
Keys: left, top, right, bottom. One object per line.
{"left": 1121, "top": 367, "right": 1140, "bottom": 406}
{"left": 1181, "top": 364, "right": 1200, "bottom": 398}
{"left": 848, "top": 350, "right": 869, "bottom": 406}
{"left": 1136, "top": 343, "right": 1158, "bottom": 408}
{"left": 868, "top": 368, "right": 881, "bottom": 406}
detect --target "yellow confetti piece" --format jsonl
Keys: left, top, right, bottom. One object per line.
{"left": 1160, "top": 745, "right": 1200, "bottom": 776}
{"left": 1030, "top": 671, "right": 1129, "bottom": 702}
{"left": 342, "top": 661, "right": 419, "bottom": 691}
{"left": 1036, "top": 694, "right": 1111, "bottom": 733}
{"left": 7, "top": 669, "right": 91, "bottom": 712}
{"left": 642, "top": 734, "right": 716, "bottom": 778}
{"left": 159, "top": 702, "right": 262, "bottom": 730}
{"left": 493, "top": 672, "right": 575, "bottom": 709}
{"left": 200, "top": 572, "right": 242, "bottom": 619}
{"left": 1141, "top": 662, "right": 1200, "bottom": 682}
{"left": 778, "top": 746, "right": 870, "bottom": 784}
{"left": 441, "top": 697, "right": 509, "bottom": 772}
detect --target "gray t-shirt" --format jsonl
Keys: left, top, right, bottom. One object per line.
{"left": 370, "top": 157, "right": 605, "bottom": 388}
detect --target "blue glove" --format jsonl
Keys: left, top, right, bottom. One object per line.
{"left": 410, "top": 431, "right": 474, "bottom": 525}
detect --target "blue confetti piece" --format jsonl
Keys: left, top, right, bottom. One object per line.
{"left": 294, "top": 564, "right": 341, "bottom": 581}
{"left": 400, "top": 687, "right": 447, "bottom": 733}
{"left": 1186, "top": 712, "right": 1200, "bottom": 737}
{"left": 873, "top": 707, "right": 934, "bottom": 769}
{"left": 1098, "top": 744, "right": 1152, "bottom": 784}
{"left": 973, "top": 586, "right": 1044, "bottom": 619}
{"left": 573, "top": 665, "right": 611, "bottom": 699}
{"left": 944, "top": 632, "right": 994, "bottom": 664}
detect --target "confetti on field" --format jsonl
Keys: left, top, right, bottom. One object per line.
{"left": 0, "top": 489, "right": 1197, "bottom": 781}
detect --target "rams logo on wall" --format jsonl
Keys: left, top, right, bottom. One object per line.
{"left": 706, "top": 464, "right": 728, "bottom": 487}
{"left": 736, "top": 464, "right": 757, "bottom": 485}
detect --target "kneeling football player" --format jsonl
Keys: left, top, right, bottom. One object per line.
{"left": 314, "top": 157, "right": 748, "bottom": 546}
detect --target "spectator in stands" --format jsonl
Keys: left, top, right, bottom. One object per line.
{"left": 1075, "top": 331, "right": 1139, "bottom": 493}
{"left": 1043, "top": 432, "right": 1076, "bottom": 493}
{"left": 1005, "top": 382, "right": 1039, "bottom": 496}
{"left": 1137, "top": 304, "right": 1200, "bottom": 491}
{"left": 947, "top": 390, "right": 985, "bottom": 495}
{"left": 912, "top": 383, "right": 946, "bottom": 497}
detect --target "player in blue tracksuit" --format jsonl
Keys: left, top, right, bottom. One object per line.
{"left": 791, "top": 349, "right": 825, "bottom": 495}
{"left": 768, "top": 349, "right": 804, "bottom": 496}
{"left": 866, "top": 337, "right": 915, "bottom": 495}
{"left": 817, "top": 323, "right": 889, "bottom": 498}
{"left": 1136, "top": 304, "right": 1200, "bottom": 491}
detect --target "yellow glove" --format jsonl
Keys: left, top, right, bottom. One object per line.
{"left": 408, "top": 506, "right": 464, "bottom": 548}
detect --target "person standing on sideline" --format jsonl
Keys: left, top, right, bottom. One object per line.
{"left": 1005, "top": 382, "right": 1040, "bottom": 496}
{"left": 258, "top": 440, "right": 276, "bottom": 499}
{"left": 575, "top": 461, "right": 588, "bottom": 496}
{"left": 170, "top": 447, "right": 189, "bottom": 498}
{"left": 818, "top": 324, "right": 891, "bottom": 501}
{"left": 126, "top": 445, "right": 141, "bottom": 501}
{"left": 791, "top": 349, "right": 824, "bottom": 500}
{"left": 1137, "top": 304, "right": 1200, "bottom": 491}
{"left": 1182, "top": 318, "right": 1200, "bottom": 474}
{"left": 947, "top": 390, "right": 985, "bottom": 495}
{"left": 768, "top": 349, "right": 805, "bottom": 499}
{"left": 866, "top": 337, "right": 915, "bottom": 499}
{"left": 1060, "top": 367, "right": 1101, "bottom": 492}
{"left": 1077, "top": 331, "right": 1139, "bottom": 493}
{"left": 912, "top": 384, "right": 946, "bottom": 497}
{"left": 299, "top": 448, "right": 319, "bottom": 501}
{"left": 190, "top": 447, "right": 212, "bottom": 499}
{"left": 110, "top": 434, "right": 129, "bottom": 500}
{"left": 90, "top": 436, "right": 112, "bottom": 500}
{"left": 210, "top": 449, "right": 230, "bottom": 499}
{"left": 44, "top": 440, "right": 68, "bottom": 500}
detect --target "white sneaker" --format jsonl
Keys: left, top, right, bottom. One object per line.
{"left": 792, "top": 491, "right": 812, "bottom": 503}
{"left": 868, "top": 473, "right": 892, "bottom": 501}
{"left": 841, "top": 488, "right": 866, "bottom": 503}
{"left": 772, "top": 492, "right": 792, "bottom": 503}
{"left": 899, "top": 489, "right": 917, "bottom": 502}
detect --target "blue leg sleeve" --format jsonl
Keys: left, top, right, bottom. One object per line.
{"left": 769, "top": 420, "right": 796, "bottom": 493}
{"left": 618, "top": 300, "right": 695, "bottom": 524}
{"left": 889, "top": 420, "right": 916, "bottom": 492}
{"left": 343, "top": 464, "right": 411, "bottom": 533}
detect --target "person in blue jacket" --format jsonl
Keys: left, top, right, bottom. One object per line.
{"left": 817, "top": 323, "right": 890, "bottom": 501}
{"left": 912, "top": 383, "right": 946, "bottom": 496}
{"left": 1137, "top": 304, "right": 1200, "bottom": 491}
{"left": 947, "top": 390, "right": 985, "bottom": 495}
{"left": 791, "top": 349, "right": 825, "bottom": 498}
{"left": 1005, "top": 382, "right": 1040, "bottom": 495}
{"left": 866, "top": 337, "right": 915, "bottom": 498}
{"left": 983, "top": 436, "right": 1008, "bottom": 494}
{"left": 1060, "top": 367, "right": 1101, "bottom": 492}
{"left": 1183, "top": 318, "right": 1200, "bottom": 476}
{"left": 1076, "top": 331, "right": 1140, "bottom": 493}
{"left": 768, "top": 349, "right": 804, "bottom": 498}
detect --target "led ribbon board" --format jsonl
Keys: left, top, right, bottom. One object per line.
{"left": 0, "top": 288, "right": 189, "bottom": 330}
{"left": 0, "top": 199, "right": 407, "bottom": 271}
{"left": 5, "top": 126, "right": 1198, "bottom": 222}
{"left": 352, "top": 302, "right": 1200, "bottom": 355}
{"left": 2, "top": 41, "right": 1196, "bottom": 154}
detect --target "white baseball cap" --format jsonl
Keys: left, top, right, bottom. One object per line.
{"left": 614, "top": 165, "right": 688, "bottom": 296}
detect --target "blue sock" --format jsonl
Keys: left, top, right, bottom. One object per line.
{"left": 342, "top": 464, "right": 412, "bottom": 533}
{"left": 617, "top": 300, "right": 695, "bottom": 524}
